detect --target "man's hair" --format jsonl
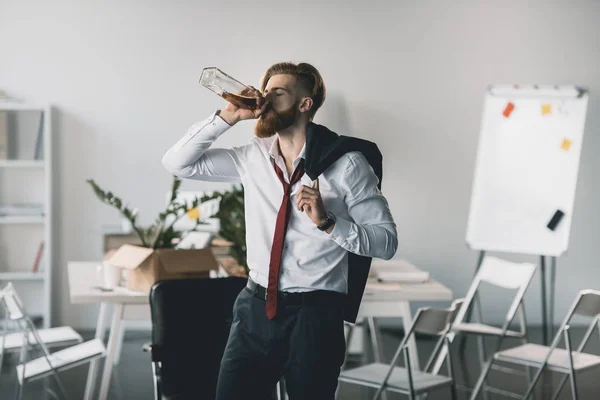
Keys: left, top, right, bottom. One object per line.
{"left": 260, "top": 62, "right": 326, "bottom": 119}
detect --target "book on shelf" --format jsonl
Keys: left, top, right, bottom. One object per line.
{"left": 32, "top": 241, "right": 45, "bottom": 273}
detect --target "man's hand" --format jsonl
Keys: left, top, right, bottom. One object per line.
{"left": 218, "top": 86, "right": 267, "bottom": 126}
{"left": 297, "top": 179, "right": 333, "bottom": 232}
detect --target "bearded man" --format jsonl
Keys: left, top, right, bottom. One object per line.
{"left": 162, "top": 62, "right": 398, "bottom": 400}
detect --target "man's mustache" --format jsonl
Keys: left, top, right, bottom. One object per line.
{"left": 259, "top": 104, "right": 274, "bottom": 118}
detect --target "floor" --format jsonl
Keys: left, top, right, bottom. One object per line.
{"left": 0, "top": 326, "right": 597, "bottom": 399}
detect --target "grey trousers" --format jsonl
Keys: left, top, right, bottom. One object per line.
{"left": 216, "top": 285, "right": 346, "bottom": 400}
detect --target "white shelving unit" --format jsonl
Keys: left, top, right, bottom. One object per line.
{"left": 0, "top": 102, "right": 52, "bottom": 328}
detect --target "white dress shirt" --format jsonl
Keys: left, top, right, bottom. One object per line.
{"left": 162, "top": 112, "right": 398, "bottom": 293}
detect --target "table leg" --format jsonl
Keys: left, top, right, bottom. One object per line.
{"left": 113, "top": 321, "right": 126, "bottom": 365}
{"left": 84, "top": 302, "right": 109, "bottom": 400}
{"left": 98, "top": 303, "right": 125, "bottom": 400}
{"left": 399, "top": 301, "right": 420, "bottom": 371}
{"left": 367, "top": 317, "right": 384, "bottom": 363}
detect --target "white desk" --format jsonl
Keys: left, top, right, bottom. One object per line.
{"left": 67, "top": 262, "right": 148, "bottom": 400}
{"left": 68, "top": 260, "right": 452, "bottom": 399}
{"left": 354, "top": 260, "right": 453, "bottom": 371}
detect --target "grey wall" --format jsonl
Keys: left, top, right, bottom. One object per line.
{"left": 0, "top": 0, "right": 599, "bottom": 329}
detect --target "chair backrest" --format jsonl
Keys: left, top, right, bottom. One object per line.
{"left": 572, "top": 290, "right": 600, "bottom": 318}
{"left": 549, "top": 289, "right": 600, "bottom": 354}
{"left": 413, "top": 298, "right": 463, "bottom": 336}
{"left": 0, "top": 283, "right": 26, "bottom": 320}
{"left": 149, "top": 277, "right": 247, "bottom": 399}
{"left": 393, "top": 301, "right": 461, "bottom": 366}
{"left": 454, "top": 256, "right": 537, "bottom": 326}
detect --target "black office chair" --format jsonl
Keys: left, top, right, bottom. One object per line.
{"left": 145, "top": 277, "right": 247, "bottom": 400}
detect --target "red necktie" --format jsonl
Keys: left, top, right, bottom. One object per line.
{"left": 266, "top": 158, "right": 305, "bottom": 319}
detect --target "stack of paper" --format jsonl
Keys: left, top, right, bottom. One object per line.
{"left": 371, "top": 259, "right": 430, "bottom": 283}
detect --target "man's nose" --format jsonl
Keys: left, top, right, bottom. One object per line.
{"left": 264, "top": 92, "right": 276, "bottom": 102}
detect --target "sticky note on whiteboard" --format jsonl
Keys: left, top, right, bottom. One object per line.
{"left": 541, "top": 104, "right": 552, "bottom": 115}
{"left": 561, "top": 138, "right": 572, "bottom": 151}
{"left": 503, "top": 102, "right": 515, "bottom": 118}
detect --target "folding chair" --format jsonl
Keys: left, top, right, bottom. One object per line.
{"left": 145, "top": 277, "right": 247, "bottom": 400}
{"left": 336, "top": 299, "right": 462, "bottom": 400}
{"left": 469, "top": 289, "right": 600, "bottom": 400}
{"left": 0, "top": 283, "right": 105, "bottom": 400}
{"left": 431, "top": 256, "right": 537, "bottom": 398}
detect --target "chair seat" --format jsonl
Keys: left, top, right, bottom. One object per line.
{"left": 495, "top": 343, "right": 600, "bottom": 373}
{"left": 339, "top": 363, "right": 453, "bottom": 394}
{"left": 452, "top": 322, "right": 523, "bottom": 338}
{"left": 16, "top": 339, "right": 105, "bottom": 383}
{"left": 1, "top": 326, "right": 82, "bottom": 350}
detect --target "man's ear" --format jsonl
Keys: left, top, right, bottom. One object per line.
{"left": 299, "top": 97, "right": 313, "bottom": 113}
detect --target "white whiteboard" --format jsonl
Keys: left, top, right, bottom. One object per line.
{"left": 466, "top": 85, "right": 589, "bottom": 256}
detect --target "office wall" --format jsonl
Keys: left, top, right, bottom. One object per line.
{"left": 0, "top": 0, "right": 599, "bottom": 328}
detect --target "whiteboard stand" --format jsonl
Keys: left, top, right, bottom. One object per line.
{"left": 463, "top": 84, "right": 589, "bottom": 348}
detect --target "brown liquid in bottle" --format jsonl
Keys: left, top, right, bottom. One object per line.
{"left": 221, "top": 92, "right": 259, "bottom": 110}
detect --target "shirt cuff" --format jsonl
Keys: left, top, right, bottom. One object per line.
{"left": 209, "top": 110, "right": 233, "bottom": 132}
{"left": 329, "top": 216, "right": 352, "bottom": 246}
{"left": 179, "top": 111, "right": 231, "bottom": 145}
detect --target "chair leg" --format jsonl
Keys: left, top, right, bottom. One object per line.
{"left": 276, "top": 381, "right": 282, "bottom": 400}
{"left": 342, "top": 322, "right": 354, "bottom": 371}
{"left": 522, "top": 361, "right": 546, "bottom": 399}
{"left": 368, "top": 317, "right": 388, "bottom": 400}
{"left": 475, "top": 335, "right": 490, "bottom": 400}
{"left": 25, "top": 320, "right": 69, "bottom": 400}
{"left": 276, "top": 378, "right": 287, "bottom": 400}
{"left": 468, "top": 359, "right": 494, "bottom": 400}
{"left": 368, "top": 317, "right": 384, "bottom": 363}
{"left": 450, "top": 382, "right": 458, "bottom": 400}
{"left": 16, "top": 330, "right": 28, "bottom": 400}
{"left": 522, "top": 338, "right": 536, "bottom": 400}
{"left": 47, "top": 387, "right": 61, "bottom": 400}
{"left": 564, "top": 326, "right": 579, "bottom": 400}
{"left": 550, "top": 375, "right": 568, "bottom": 400}
{"left": 568, "top": 372, "right": 579, "bottom": 400}
{"left": 151, "top": 362, "right": 161, "bottom": 400}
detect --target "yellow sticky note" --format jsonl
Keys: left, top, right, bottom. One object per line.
{"left": 561, "top": 138, "right": 572, "bottom": 151}
{"left": 541, "top": 104, "right": 552, "bottom": 116}
{"left": 186, "top": 207, "right": 200, "bottom": 220}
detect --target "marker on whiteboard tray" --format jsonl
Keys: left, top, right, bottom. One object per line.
{"left": 503, "top": 102, "right": 515, "bottom": 118}
{"left": 547, "top": 209, "right": 565, "bottom": 231}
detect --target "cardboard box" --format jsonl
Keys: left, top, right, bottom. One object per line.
{"left": 107, "top": 244, "right": 219, "bottom": 293}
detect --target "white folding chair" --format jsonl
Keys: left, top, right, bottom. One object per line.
{"left": 432, "top": 256, "right": 537, "bottom": 399}
{"left": 0, "top": 283, "right": 106, "bottom": 400}
{"left": 336, "top": 300, "right": 462, "bottom": 400}
{"left": 470, "top": 289, "right": 600, "bottom": 400}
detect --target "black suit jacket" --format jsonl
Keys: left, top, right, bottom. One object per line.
{"left": 304, "top": 122, "right": 384, "bottom": 323}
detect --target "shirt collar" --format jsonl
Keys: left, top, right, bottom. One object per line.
{"left": 269, "top": 134, "right": 306, "bottom": 164}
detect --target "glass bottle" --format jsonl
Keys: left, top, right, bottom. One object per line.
{"left": 199, "top": 67, "right": 262, "bottom": 110}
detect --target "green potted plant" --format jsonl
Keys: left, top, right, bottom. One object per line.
{"left": 87, "top": 177, "right": 248, "bottom": 275}
{"left": 200, "top": 185, "right": 247, "bottom": 272}
{"left": 87, "top": 176, "right": 205, "bottom": 249}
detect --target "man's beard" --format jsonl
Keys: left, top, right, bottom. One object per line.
{"left": 254, "top": 103, "right": 298, "bottom": 138}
